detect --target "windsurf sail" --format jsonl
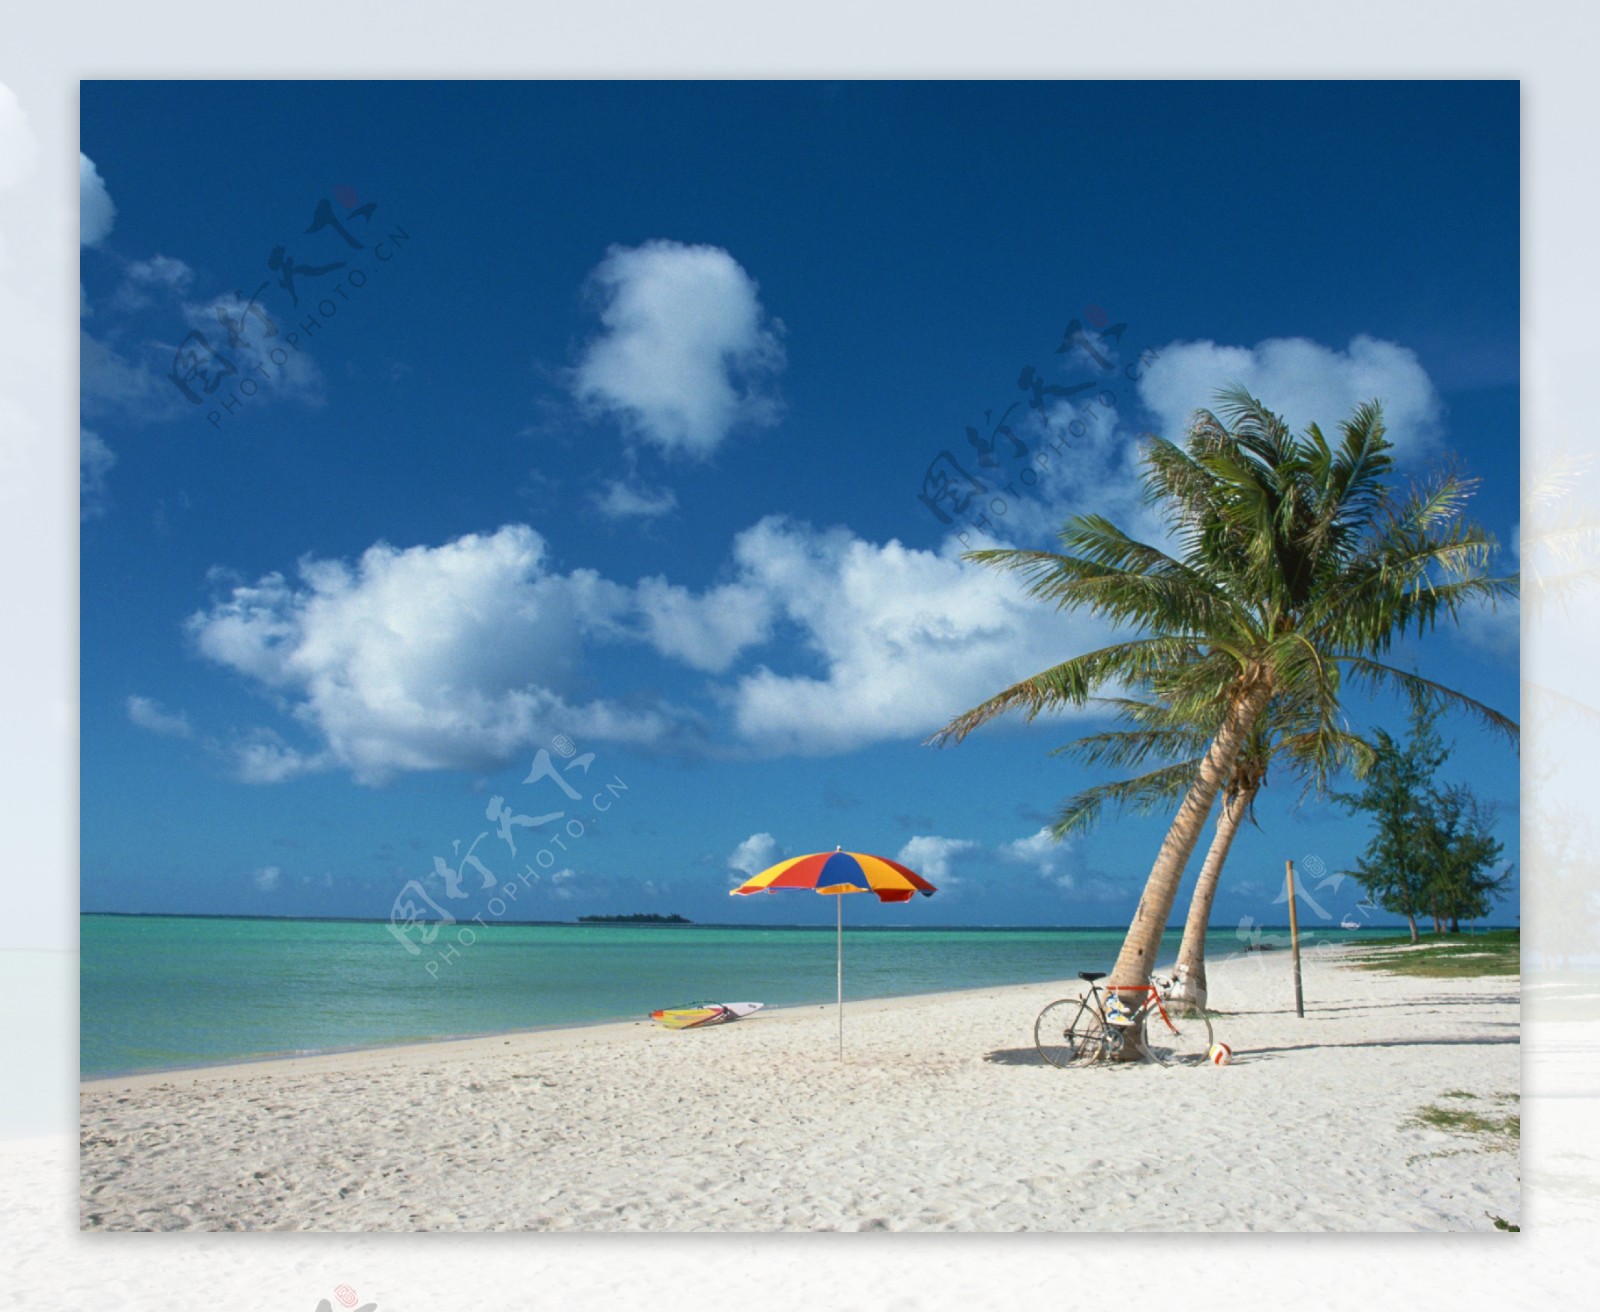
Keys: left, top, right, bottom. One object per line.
{"left": 649, "top": 1001, "right": 763, "bottom": 1029}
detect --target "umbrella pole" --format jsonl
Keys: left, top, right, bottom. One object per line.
{"left": 836, "top": 892, "right": 844, "bottom": 1062}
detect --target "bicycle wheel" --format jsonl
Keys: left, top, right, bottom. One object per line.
{"left": 1138, "top": 1007, "right": 1213, "bottom": 1067}
{"left": 1035, "top": 996, "right": 1110, "bottom": 1068}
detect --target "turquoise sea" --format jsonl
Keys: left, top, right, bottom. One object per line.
{"left": 79, "top": 914, "right": 1402, "bottom": 1077}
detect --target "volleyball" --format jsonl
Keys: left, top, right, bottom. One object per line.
{"left": 1208, "top": 1043, "right": 1232, "bottom": 1066}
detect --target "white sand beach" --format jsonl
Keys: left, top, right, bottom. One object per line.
{"left": 78, "top": 945, "right": 1518, "bottom": 1232}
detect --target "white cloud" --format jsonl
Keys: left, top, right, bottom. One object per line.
{"left": 128, "top": 255, "right": 193, "bottom": 291}
{"left": 1138, "top": 335, "right": 1440, "bottom": 457}
{"left": 125, "top": 694, "right": 192, "bottom": 739}
{"left": 895, "top": 835, "right": 979, "bottom": 887}
{"left": 981, "top": 388, "right": 1167, "bottom": 550}
{"left": 187, "top": 525, "right": 673, "bottom": 785}
{"left": 183, "top": 513, "right": 1109, "bottom": 774}
{"left": 594, "top": 480, "right": 678, "bottom": 520}
{"left": 728, "top": 832, "right": 781, "bottom": 882}
{"left": 253, "top": 865, "right": 282, "bottom": 893}
{"left": 234, "top": 736, "right": 327, "bottom": 785}
{"left": 886, "top": 830, "right": 1077, "bottom": 894}
{"left": 721, "top": 517, "right": 1107, "bottom": 755}
{"left": 1453, "top": 594, "right": 1520, "bottom": 662}
{"left": 1000, "top": 826, "right": 1074, "bottom": 888}
{"left": 79, "top": 153, "right": 116, "bottom": 246}
{"left": 0, "top": 83, "right": 38, "bottom": 189}
{"left": 572, "top": 240, "right": 784, "bottom": 458}
{"left": 79, "top": 249, "right": 320, "bottom": 422}
{"left": 80, "top": 429, "right": 115, "bottom": 519}
{"left": 80, "top": 330, "right": 180, "bottom": 419}
{"left": 112, "top": 255, "right": 195, "bottom": 310}
{"left": 636, "top": 576, "right": 773, "bottom": 674}
{"left": 176, "top": 289, "right": 324, "bottom": 409}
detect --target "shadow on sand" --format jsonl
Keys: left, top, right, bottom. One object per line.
{"left": 982, "top": 1030, "right": 1520, "bottom": 1068}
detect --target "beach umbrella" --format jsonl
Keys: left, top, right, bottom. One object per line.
{"left": 729, "top": 848, "right": 937, "bottom": 1059}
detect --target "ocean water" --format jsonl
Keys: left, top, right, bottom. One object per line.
{"left": 79, "top": 914, "right": 1402, "bottom": 1077}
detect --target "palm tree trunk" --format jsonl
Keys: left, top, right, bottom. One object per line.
{"left": 1106, "top": 673, "right": 1271, "bottom": 1058}
{"left": 1169, "top": 779, "right": 1260, "bottom": 1013}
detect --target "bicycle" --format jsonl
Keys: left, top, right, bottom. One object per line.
{"left": 1034, "top": 970, "right": 1214, "bottom": 1068}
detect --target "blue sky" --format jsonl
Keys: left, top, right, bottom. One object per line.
{"left": 79, "top": 80, "right": 1520, "bottom": 931}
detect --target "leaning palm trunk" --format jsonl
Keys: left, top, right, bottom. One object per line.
{"left": 1167, "top": 779, "right": 1259, "bottom": 1013}
{"left": 1107, "top": 675, "right": 1270, "bottom": 1058}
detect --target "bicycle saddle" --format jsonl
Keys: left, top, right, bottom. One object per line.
{"left": 1077, "top": 970, "right": 1106, "bottom": 982}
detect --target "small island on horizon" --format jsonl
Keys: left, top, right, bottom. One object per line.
{"left": 576, "top": 912, "right": 693, "bottom": 925}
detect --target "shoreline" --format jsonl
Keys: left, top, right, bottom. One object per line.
{"left": 79, "top": 942, "right": 1291, "bottom": 1085}
{"left": 80, "top": 971, "right": 1138, "bottom": 1092}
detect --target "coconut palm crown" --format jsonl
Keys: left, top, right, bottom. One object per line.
{"left": 927, "top": 388, "right": 1518, "bottom": 993}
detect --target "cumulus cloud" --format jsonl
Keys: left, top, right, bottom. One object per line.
{"left": 636, "top": 576, "right": 774, "bottom": 674}
{"left": 728, "top": 832, "right": 781, "bottom": 882}
{"left": 184, "top": 514, "right": 1103, "bottom": 774}
{"left": 112, "top": 255, "right": 195, "bottom": 311}
{"left": 594, "top": 479, "right": 678, "bottom": 520}
{"left": 125, "top": 694, "right": 192, "bottom": 738}
{"left": 175, "top": 288, "right": 324, "bottom": 409}
{"left": 235, "top": 736, "right": 327, "bottom": 785}
{"left": 1000, "top": 826, "right": 1074, "bottom": 887}
{"left": 1453, "top": 594, "right": 1520, "bottom": 662}
{"left": 253, "top": 865, "right": 282, "bottom": 893}
{"left": 721, "top": 517, "right": 1106, "bottom": 755}
{"left": 187, "top": 525, "right": 673, "bottom": 785}
{"left": 79, "top": 153, "right": 116, "bottom": 246}
{"left": 895, "top": 835, "right": 979, "bottom": 887}
{"left": 80, "top": 429, "right": 115, "bottom": 519}
{"left": 81, "top": 255, "right": 321, "bottom": 422}
{"left": 572, "top": 240, "right": 784, "bottom": 458}
{"left": 1138, "top": 335, "right": 1441, "bottom": 457}
{"left": 80, "top": 330, "right": 179, "bottom": 419}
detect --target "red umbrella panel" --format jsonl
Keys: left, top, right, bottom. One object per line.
{"left": 728, "top": 849, "right": 936, "bottom": 903}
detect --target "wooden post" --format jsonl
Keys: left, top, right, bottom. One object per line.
{"left": 1285, "top": 859, "right": 1304, "bottom": 1018}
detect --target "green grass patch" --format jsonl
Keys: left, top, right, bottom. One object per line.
{"left": 1413, "top": 1105, "right": 1520, "bottom": 1140}
{"left": 1343, "top": 929, "right": 1520, "bottom": 978}
{"left": 1408, "top": 1096, "right": 1519, "bottom": 1156}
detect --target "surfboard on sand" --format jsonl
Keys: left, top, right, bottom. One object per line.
{"left": 649, "top": 1002, "right": 763, "bottom": 1029}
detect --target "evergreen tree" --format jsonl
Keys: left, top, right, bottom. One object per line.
{"left": 1339, "top": 697, "right": 1510, "bottom": 940}
{"left": 1422, "top": 785, "right": 1509, "bottom": 932}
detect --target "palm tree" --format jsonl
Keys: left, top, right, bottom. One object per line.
{"left": 929, "top": 390, "right": 1517, "bottom": 1034}
{"left": 1049, "top": 698, "right": 1372, "bottom": 1011}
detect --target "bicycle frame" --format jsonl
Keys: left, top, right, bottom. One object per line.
{"left": 1077, "top": 982, "right": 1179, "bottom": 1058}
{"left": 1035, "top": 972, "right": 1211, "bottom": 1069}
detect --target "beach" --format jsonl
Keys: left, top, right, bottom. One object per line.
{"left": 78, "top": 944, "right": 1518, "bottom": 1232}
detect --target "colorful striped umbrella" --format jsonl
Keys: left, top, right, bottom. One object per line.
{"left": 729, "top": 848, "right": 936, "bottom": 1058}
